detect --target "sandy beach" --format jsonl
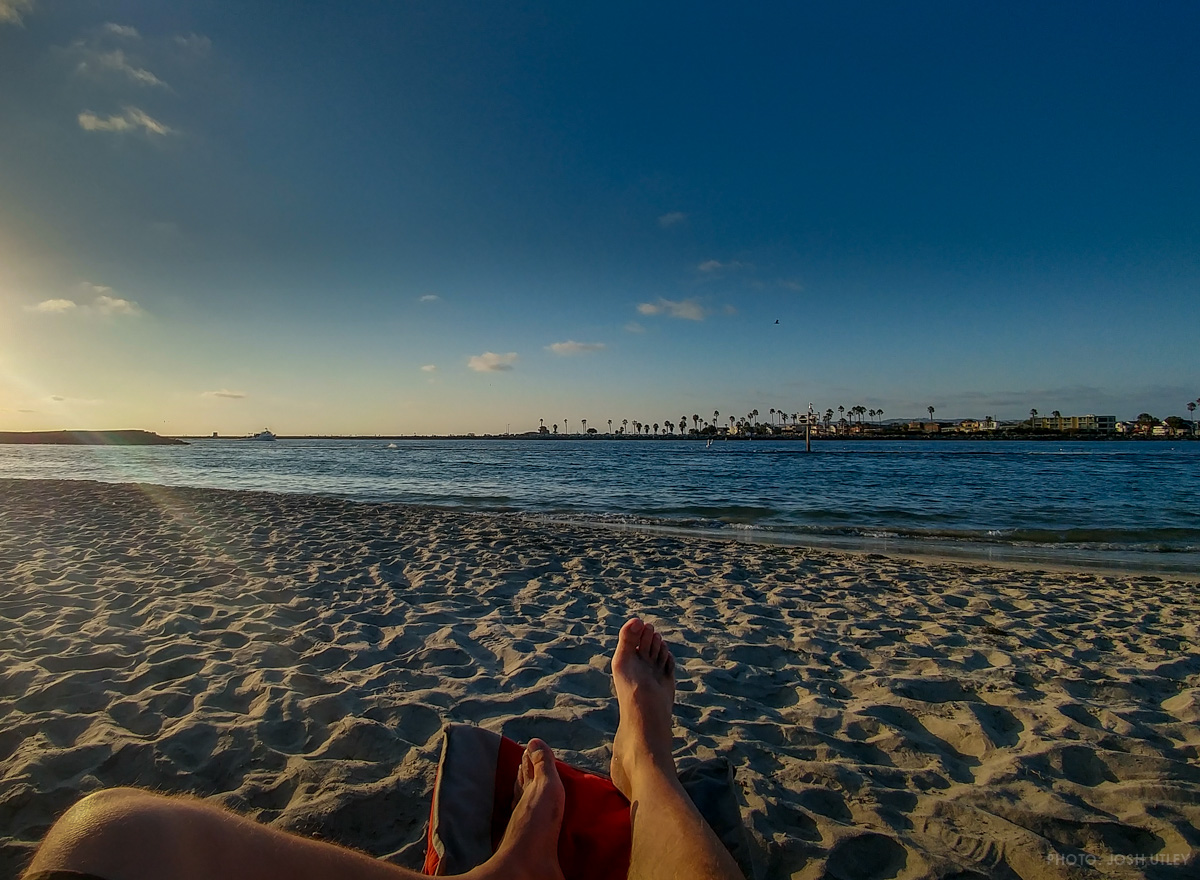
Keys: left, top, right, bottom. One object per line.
{"left": 1, "top": 478, "right": 1197, "bottom": 879}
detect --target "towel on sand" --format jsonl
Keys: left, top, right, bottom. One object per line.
{"left": 423, "top": 724, "right": 755, "bottom": 879}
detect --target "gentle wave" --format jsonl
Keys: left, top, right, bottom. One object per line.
{"left": 2, "top": 437, "right": 1197, "bottom": 571}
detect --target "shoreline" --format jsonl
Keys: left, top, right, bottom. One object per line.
{"left": 175, "top": 433, "right": 1195, "bottom": 442}
{"left": 539, "top": 514, "right": 1200, "bottom": 581}
{"left": 1, "top": 475, "right": 1194, "bottom": 578}
{"left": 2, "top": 477, "right": 1198, "bottom": 878}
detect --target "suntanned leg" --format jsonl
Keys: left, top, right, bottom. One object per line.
{"left": 24, "top": 739, "right": 565, "bottom": 880}
{"left": 611, "top": 617, "right": 744, "bottom": 880}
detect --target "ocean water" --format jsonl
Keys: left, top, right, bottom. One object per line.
{"left": 2, "top": 438, "right": 1198, "bottom": 574}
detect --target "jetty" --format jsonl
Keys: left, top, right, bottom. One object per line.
{"left": 0, "top": 430, "right": 187, "bottom": 446}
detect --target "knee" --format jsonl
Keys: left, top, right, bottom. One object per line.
{"left": 59, "top": 787, "right": 177, "bottom": 836}
{"left": 33, "top": 788, "right": 184, "bottom": 872}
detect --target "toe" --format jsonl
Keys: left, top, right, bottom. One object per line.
{"left": 649, "top": 631, "right": 664, "bottom": 663}
{"left": 619, "top": 617, "right": 645, "bottom": 649}
{"left": 636, "top": 622, "right": 656, "bottom": 654}
{"left": 526, "top": 738, "right": 556, "bottom": 778}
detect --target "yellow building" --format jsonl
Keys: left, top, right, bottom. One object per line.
{"left": 1032, "top": 415, "right": 1116, "bottom": 432}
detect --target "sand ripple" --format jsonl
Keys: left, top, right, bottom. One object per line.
{"left": 1, "top": 479, "right": 1197, "bottom": 879}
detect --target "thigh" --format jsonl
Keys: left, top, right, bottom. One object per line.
{"left": 26, "top": 789, "right": 423, "bottom": 880}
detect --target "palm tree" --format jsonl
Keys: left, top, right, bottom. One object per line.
{"left": 1187, "top": 401, "right": 1196, "bottom": 435}
{"left": 692, "top": 414, "right": 699, "bottom": 433}
{"left": 838, "top": 405, "right": 844, "bottom": 425}
{"left": 1029, "top": 408, "right": 1038, "bottom": 428}
{"left": 679, "top": 417, "right": 687, "bottom": 436}
{"left": 581, "top": 419, "right": 587, "bottom": 435}
{"left": 564, "top": 418, "right": 569, "bottom": 434}
{"left": 622, "top": 419, "right": 628, "bottom": 435}
{"left": 824, "top": 409, "right": 833, "bottom": 428}
{"left": 608, "top": 419, "right": 612, "bottom": 434}
{"left": 552, "top": 423, "right": 558, "bottom": 434}
{"left": 713, "top": 410, "right": 720, "bottom": 430}
{"left": 927, "top": 406, "right": 935, "bottom": 422}
{"left": 878, "top": 408, "right": 884, "bottom": 426}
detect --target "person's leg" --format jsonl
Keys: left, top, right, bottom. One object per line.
{"left": 610, "top": 618, "right": 745, "bottom": 880}
{"left": 24, "top": 739, "right": 565, "bottom": 880}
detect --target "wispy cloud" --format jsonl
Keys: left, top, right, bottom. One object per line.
{"left": 27, "top": 299, "right": 77, "bottom": 313}
{"left": 779, "top": 278, "right": 804, "bottom": 291}
{"left": 93, "top": 292, "right": 143, "bottom": 316}
{"left": 0, "top": 0, "right": 34, "bottom": 27}
{"left": 175, "top": 33, "right": 211, "bottom": 56}
{"left": 468, "top": 351, "right": 518, "bottom": 372}
{"left": 47, "top": 394, "right": 102, "bottom": 406}
{"left": 78, "top": 106, "right": 174, "bottom": 136}
{"left": 201, "top": 389, "right": 246, "bottom": 399}
{"left": 419, "top": 294, "right": 440, "bottom": 303}
{"left": 27, "top": 284, "right": 143, "bottom": 317}
{"left": 624, "top": 321, "right": 646, "bottom": 334}
{"left": 547, "top": 340, "right": 606, "bottom": 355}
{"left": 698, "top": 259, "right": 746, "bottom": 274}
{"left": 77, "top": 48, "right": 168, "bottom": 88}
{"left": 420, "top": 364, "right": 437, "bottom": 372}
{"left": 637, "top": 298, "right": 707, "bottom": 321}
{"left": 102, "top": 22, "right": 140, "bottom": 39}
{"left": 658, "top": 211, "right": 687, "bottom": 228}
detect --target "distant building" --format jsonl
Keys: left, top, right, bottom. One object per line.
{"left": 957, "top": 417, "right": 998, "bottom": 432}
{"left": 1032, "top": 414, "right": 1116, "bottom": 432}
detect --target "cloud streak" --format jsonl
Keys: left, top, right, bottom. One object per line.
{"left": 78, "top": 106, "right": 174, "bottom": 136}
{"left": 201, "top": 389, "right": 246, "bottom": 399}
{"left": 26, "top": 284, "right": 143, "bottom": 317}
{"left": 658, "top": 211, "right": 687, "bottom": 228}
{"left": 547, "top": 340, "right": 606, "bottom": 355}
{"left": 468, "top": 351, "right": 518, "bottom": 372}
{"left": 94, "top": 294, "right": 142, "bottom": 315}
{"left": 175, "top": 33, "right": 211, "bottom": 56}
{"left": 27, "top": 299, "right": 77, "bottom": 313}
{"left": 78, "top": 49, "right": 168, "bottom": 88}
{"left": 637, "top": 298, "right": 707, "bottom": 321}
{"left": 0, "top": 0, "right": 34, "bottom": 27}
{"left": 698, "top": 259, "right": 746, "bottom": 273}
{"left": 103, "top": 23, "right": 140, "bottom": 38}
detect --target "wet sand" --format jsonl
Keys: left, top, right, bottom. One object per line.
{"left": 1, "top": 478, "right": 1197, "bottom": 878}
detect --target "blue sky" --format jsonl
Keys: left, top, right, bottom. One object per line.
{"left": 1, "top": 1, "right": 1197, "bottom": 435}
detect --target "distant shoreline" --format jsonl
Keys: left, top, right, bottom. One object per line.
{"left": 4, "top": 430, "right": 1190, "bottom": 445}
{"left": 174, "top": 431, "right": 1193, "bottom": 442}
{"left": 0, "top": 430, "right": 186, "bottom": 446}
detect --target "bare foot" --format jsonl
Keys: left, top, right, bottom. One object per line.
{"left": 472, "top": 738, "right": 565, "bottom": 880}
{"left": 610, "top": 617, "right": 678, "bottom": 800}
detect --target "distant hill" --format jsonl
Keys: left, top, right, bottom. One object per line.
{"left": 0, "top": 430, "right": 187, "bottom": 446}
